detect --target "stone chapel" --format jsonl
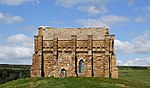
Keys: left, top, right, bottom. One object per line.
{"left": 30, "top": 26, "right": 118, "bottom": 78}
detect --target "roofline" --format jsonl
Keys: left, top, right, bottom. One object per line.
{"left": 38, "top": 26, "right": 109, "bottom": 29}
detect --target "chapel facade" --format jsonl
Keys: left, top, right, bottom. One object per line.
{"left": 30, "top": 26, "right": 118, "bottom": 78}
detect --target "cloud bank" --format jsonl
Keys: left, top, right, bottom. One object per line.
{"left": 0, "top": 34, "right": 33, "bottom": 65}
{"left": 76, "top": 15, "right": 130, "bottom": 27}
{"left": 0, "top": 0, "right": 39, "bottom": 6}
{"left": 115, "top": 32, "right": 150, "bottom": 54}
{"left": 56, "top": 0, "right": 108, "bottom": 8}
{"left": 117, "top": 57, "right": 150, "bottom": 66}
{"left": 0, "top": 12, "right": 23, "bottom": 24}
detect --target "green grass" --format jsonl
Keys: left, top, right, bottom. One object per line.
{"left": 0, "top": 77, "right": 145, "bottom": 88}
{"left": 119, "top": 69, "right": 150, "bottom": 87}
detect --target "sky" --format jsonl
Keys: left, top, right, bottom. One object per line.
{"left": 0, "top": 0, "right": 150, "bottom": 66}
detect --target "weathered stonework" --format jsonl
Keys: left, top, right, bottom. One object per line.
{"left": 30, "top": 26, "right": 118, "bottom": 78}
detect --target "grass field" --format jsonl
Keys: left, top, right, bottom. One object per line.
{"left": 119, "top": 68, "right": 150, "bottom": 87}
{"left": 0, "top": 65, "right": 150, "bottom": 88}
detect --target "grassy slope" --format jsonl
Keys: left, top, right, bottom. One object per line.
{"left": 0, "top": 65, "right": 150, "bottom": 88}
{"left": 0, "top": 77, "right": 145, "bottom": 88}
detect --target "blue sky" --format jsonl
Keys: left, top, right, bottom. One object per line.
{"left": 0, "top": 0, "right": 150, "bottom": 66}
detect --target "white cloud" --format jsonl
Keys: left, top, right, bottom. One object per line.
{"left": 7, "top": 34, "right": 32, "bottom": 43}
{"left": 56, "top": 0, "right": 110, "bottom": 17}
{"left": 0, "top": 46, "right": 32, "bottom": 59}
{"left": 115, "top": 32, "right": 150, "bottom": 54}
{"left": 76, "top": 15, "right": 130, "bottom": 27}
{"left": 0, "top": 46, "right": 33, "bottom": 65}
{"left": 78, "top": 5, "right": 107, "bottom": 15}
{"left": 7, "top": 34, "right": 33, "bottom": 48}
{"left": 142, "top": 6, "right": 150, "bottom": 12}
{"left": 116, "top": 60, "right": 123, "bottom": 66}
{"left": 135, "top": 16, "right": 148, "bottom": 23}
{"left": 125, "top": 57, "right": 150, "bottom": 66}
{"left": 0, "top": 0, "right": 39, "bottom": 6}
{"left": 0, "top": 34, "right": 33, "bottom": 65}
{"left": 115, "top": 40, "right": 132, "bottom": 53}
{"left": 117, "top": 57, "right": 150, "bottom": 66}
{"left": 56, "top": 0, "right": 108, "bottom": 8}
{"left": 0, "top": 12, "right": 23, "bottom": 24}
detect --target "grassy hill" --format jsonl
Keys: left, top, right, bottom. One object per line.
{"left": 0, "top": 65, "right": 150, "bottom": 88}
{"left": 0, "top": 77, "right": 146, "bottom": 88}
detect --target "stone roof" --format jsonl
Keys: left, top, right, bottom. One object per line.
{"left": 38, "top": 26, "right": 109, "bottom": 40}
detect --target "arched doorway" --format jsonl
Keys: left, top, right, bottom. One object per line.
{"left": 60, "top": 68, "right": 66, "bottom": 77}
{"left": 79, "top": 59, "right": 84, "bottom": 73}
